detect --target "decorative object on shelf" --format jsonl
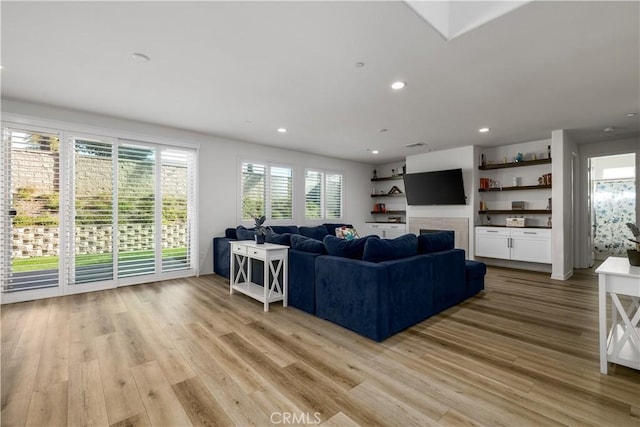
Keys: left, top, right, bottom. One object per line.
{"left": 388, "top": 185, "right": 402, "bottom": 194}
{"left": 373, "top": 203, "right": 386, "bottom": 213}
{"left": 506, "top": 217, "right": 526, "bottom": 227}
{"left": 388, "top": 216, "right": 402, "bottom": 223}
{"left": 531, "top": 153, "right": 537, "bottom": 160}
{"left": 480, "top": 178, "right": 490, "bottom": 189}
{"left": 539, "top": 173, "right": 552, "bottom": 185}
{"left": 479, "top": 200, "right": 487, "bottom": 211}
{"left": 512, "top": 201, "right": 525, "bottom": 210}
{"left": 547, "top": 145, "right": 551, "bottom": 159}
{"left": 626, "top": 222, "right": 640, "bottom": 266}
{"left": 391, "top": 168, "right": 397, "bottom": 176}
{"left": 547, "top": 198, "right": 552, "bottom": 210}
{"left": 512, "top": 177, "right": 521, "bottom": 186}
{"left": 252, "top": 214, "right": 267, "bottom": 244}
{"left": 402, "top": 164, "right": 406, "bottom": 174}
{"left": 486, "top": 215, "right": 491, "bottom": 225}
{"left": 372, "top": 169, "right": 377, "bottom": 179}
{"left": 547, "top": 216, "right": 552, "bottom": 228}
{"left": 515, "top": 153, "right": 524, "bottom": 162}
{"left": 481, "top": 154, "right": 486, "bottom": 166}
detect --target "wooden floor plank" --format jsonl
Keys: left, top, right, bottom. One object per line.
{"left": 1, "top": 266, "right": 639, "bottom": 426}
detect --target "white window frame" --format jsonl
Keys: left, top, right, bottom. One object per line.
{"left": 304, "top": 168, "right": 344, "bottom": 221}
{"left": 1, "top": 117, "right": 199, "bottom": 304}
{"left": 238, "top": 159, "right": 294, "bottom": 225}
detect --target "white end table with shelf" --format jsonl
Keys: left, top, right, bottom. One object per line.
{"left": 595, "top": 256, "right": 640, "bottom": 374}
{"left": 230, "top": 241, "right": 288, "bottom": 312}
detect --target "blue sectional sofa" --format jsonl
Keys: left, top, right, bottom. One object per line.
{"left": 213, "top": 227, "right": 485, "bottom": 341}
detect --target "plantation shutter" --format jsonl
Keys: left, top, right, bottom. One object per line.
{"left": 305, "top": 170, "right": 322, "bottom": 219}
{"left": 270, "top": 166, "right": 293, "bottom": 220}
{"left": 241, "top": 162, "right": 266, "bottom": 220}
{"left": 161, "top": 148, "right": 196, "bottom": 272}
{"left": 117, "top": 144, "right": 156, "bottom": 278}
{"left": 67, "top": 138, "right": 115, "bottom": 285}
{"left": 1, "top": 127, "right": 61, "bottom": 292}
{"left": 325, "top": 173, "right": 343, "bottom": 219}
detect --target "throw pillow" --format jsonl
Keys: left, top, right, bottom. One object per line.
{"left": 269, "top": 225, "right": 300, "bottom": 235}
{"left": 290, "top": 234, "right": 326, "bottom": 254}
{"left": 323, "top": 234, "right": 379, "bottom": 260}
{"left": 362, "top": 233, "right": 418, "bottom": 263}
{"left": 265, "top": 230, "right": 291, "bottom": 246}
{"left": 323, "top": 223, "right": 353, "bottom": 236}
{"left": 335, "top": 226, "right": 360, "bottom": 240}
{"left": 417, "top": 231, "right": 454, "bottom": 253}
{"left": 299, "top": 225, "right": 329, "bottom": 241}
{"left": 236, "top": 225, "right": 257, "bottom": 241}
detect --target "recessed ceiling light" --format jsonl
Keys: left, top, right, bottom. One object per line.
{"left": 391, "top": 81, "right": 406, "bottom": 90}
{"left": 627, "top": 113, "right": 637, "bottom": 117}
{"left": 478, "top": 127, "right": 491, "bottom": 133}
{"left": 0, "top": 65, "right": 4, "bottom": 70}
{"left": 371, "top": 150, "right": 379, "bottom": 154}
{"left": 604, "top": 126, "right": 616, "bottom": 135}
{"left": 355, "top": 62, "right": 365, "bottom": 68}
{"left": 378, "top": 128, "right": 388, "bottom": 133}
{"left": 277, "top": 128, "right": 287, "bottom": 133}
{"left": 131, "top": 53, "right": 150, "bottom": 62}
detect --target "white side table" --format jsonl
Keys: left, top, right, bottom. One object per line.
{"left": 229, "top": 241, "right": 288, "bottom": 312}
{"left": 595, "top": 256, "right": 640, "bottom": 374}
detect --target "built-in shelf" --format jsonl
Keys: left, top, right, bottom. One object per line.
{"left": 479, "top": 184, "right": 551, "bottom": 192}
{"left": 479, "top": 209, "right": 552, "bottom": 215}
{"left": 365, "top": 221, "right": 406, "bottom": 224}
{"left": 371, "top": 193, "right": 405, "bottom": 198}
{"left": 371, "top": 210, "right": 406, "bottom": 215}
{"left": 371, "top": 175, "right": 404, "bottom": 182}
{"left": 479, "top": 158, "right": 551, "bottom": 170}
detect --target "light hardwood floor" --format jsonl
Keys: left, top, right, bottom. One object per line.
{"left": 2, "top": 267, "right": 639, "bottom": 426}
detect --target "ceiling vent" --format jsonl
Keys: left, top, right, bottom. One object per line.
{"left": 404, "top": 142, "right": 426, "bottom": 148}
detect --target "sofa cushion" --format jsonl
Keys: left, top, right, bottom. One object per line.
{"left": 299, "top": 225, "right": 329, "bottom": 241}
{"left": 224, "top": 228, "right": 238, "bottom": 239}
{"left": 265, "top": 230, "right": 291, "bottom": 246}
{"left": 418, "top": 231, "right": 454, "bottom": 253}
{"left": 290, "top": 234, "right": 326, "bottom": 254}
{"left": 236, "top": 225, "right": 257, "bottom": 241}
{"left": 323, "top": 223, "right": 353, "bottom": 236}
{"left": 323, "top": 235, "right": 379, "bottom": 260}
{"left": 362, "top": 233, "right": 418, "bottom": 263}
{"left": 335, "top": 226, "right": 360, "bottom": 240}
{"left": 269, "top": 225, "right": 300, "bottom": 235}
{"left": 465, "top": 260, "right": 487, "bottom": 280}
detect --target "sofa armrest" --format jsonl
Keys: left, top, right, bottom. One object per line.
{"left": 213, "top": 237, "right": 235, "bottom": 279}
{"left": 288, "top": 250, "right": 322, "bottom": 314}
{"left": 315, "top": 256, "right": 390, "bottom": 342}
{"left": 425, "top": 249, "right": 466, "bottom": 312}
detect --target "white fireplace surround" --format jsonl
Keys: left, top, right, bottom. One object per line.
{"left": 408, "top": 217, "right": 469, "bottom": 254}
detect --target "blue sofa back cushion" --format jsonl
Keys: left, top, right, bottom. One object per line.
{"left": 290, "top": 234, "right": 326, "bottom": 254}
{"left": 362, "top": 233, "right": 418, "bottom": 263}
{"left": 236, "top": 225, "right": 257, "bottom": 241}
{"left": 225, "top": 228, "right": 238, "bottom": 239}
{"left": 269, "top": 225, "right": 300, "bottom": 235}
{"left": 418, "top": 231, "right": 454, "bottom": 253}
{"left": 265, "top": 230, "right": 292, "bottom": 246}
{"left": 323, "top": 235, "right": 379, "bottom": 260}
{"left": 323, "top": 223, "right": 353, "bottom": 236}
{"left": 299, "top": 225, "right": 329, "bottom": 241}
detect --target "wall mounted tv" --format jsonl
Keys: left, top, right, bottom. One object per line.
{"left": 403, "top": 168, "right": 467, "bottom": 205}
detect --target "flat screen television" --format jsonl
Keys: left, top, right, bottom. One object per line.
{"left": 403, "top": 168, "right": 466, "bottom": 205}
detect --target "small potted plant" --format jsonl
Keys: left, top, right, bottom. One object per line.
{"left": 626, "top": 222, "right": 640, "bottom": 266}
{"left": 253, "top": 214, "right": 267, "bottom": 244}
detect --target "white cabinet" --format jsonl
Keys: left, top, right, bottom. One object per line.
{"left": 476, "top": 227, "right": 551, "bottom": 264}
{"left": 365, "top": 223, "right": 406, "bottom": 239}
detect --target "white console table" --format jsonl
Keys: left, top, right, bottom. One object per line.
{"left": 230, "top": 241, "right": 288, "bottom": 312}
{"left": 595, "top": 256, "right": 640, "bottom": 374}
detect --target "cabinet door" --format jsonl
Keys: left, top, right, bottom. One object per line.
{"left": 475, "top": 229, "right": 510, "bottom": 259}
{"left": 365, "top": 224, "right": 383, "bottom": 237}
{"left": 510, "top": 230, "right": 552, "bottom": 263}
{"left": 383, "top": 224, "right": 406, "bottom": 239}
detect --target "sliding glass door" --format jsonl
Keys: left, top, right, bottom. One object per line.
{"left": 1, "top": 125, "right": 197, "bottom": 303}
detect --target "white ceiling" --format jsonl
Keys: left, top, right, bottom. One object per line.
{"left": 2, "top": 1, "right": 638, "bottom": 164}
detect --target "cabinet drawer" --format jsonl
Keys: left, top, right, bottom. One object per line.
{"left": 510, "top": 229, "right": 551, "bottom": 238}
{"left": 232, "top": 244, "right": 247, "bottom": 255}
{"left": 247, "top": 247, "right": 266, "bottom": 260}
{"left": 475, "top": 227, "right": 510, "bottom": 236}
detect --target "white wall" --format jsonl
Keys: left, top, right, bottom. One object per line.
{"left": 551, "top": 129, "right": 577, "bottom": 280}
{"left": 2, "top": 99, "right": 373, "bottom": 275}
{"left": 406, "top": 145, "right": 476, "bottom": 257}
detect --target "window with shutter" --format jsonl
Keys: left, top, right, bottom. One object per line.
{"left": 305, "top": 169, "right": 343, "bottom": 220}
{"left": 241, "top": 161, "right": 292, "bottom": 221}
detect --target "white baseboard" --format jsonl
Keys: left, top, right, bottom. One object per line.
{"left": 551, "top": 270, "right": 574, "bottom": 281}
